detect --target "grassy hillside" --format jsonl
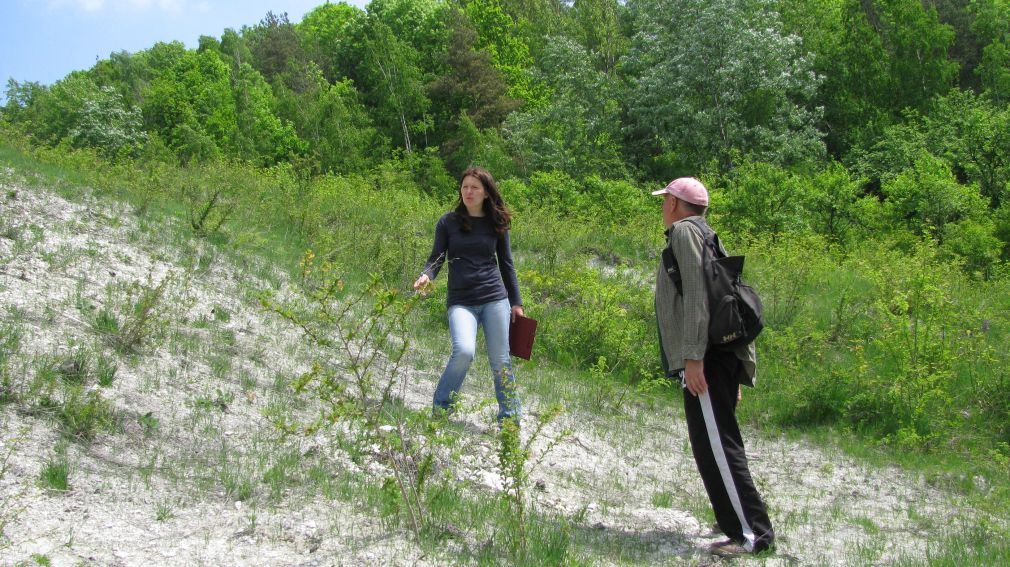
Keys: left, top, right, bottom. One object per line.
{"left": 1, "top": 136, "right": 1009, "bottom": 564}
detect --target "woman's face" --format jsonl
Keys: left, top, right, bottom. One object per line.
{"left": 460, "top": 175, "right": 487, "bottom": 212}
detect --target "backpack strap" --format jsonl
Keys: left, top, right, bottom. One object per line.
{"left": 681, "top": 217, "right": 719, "bottom": 281}
{"left": 663, "top": 217, "right": 711, "bottom": 296}
{"left": 662, "top": 245, "right": 683, "bottom": 295}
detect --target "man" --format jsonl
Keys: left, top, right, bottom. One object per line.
{"left": 653, "top": 177, "right": 775, "bottom": 557}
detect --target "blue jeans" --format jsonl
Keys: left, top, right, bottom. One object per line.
{"left": 433, "top": 298, "right": 520, "bottom": 421}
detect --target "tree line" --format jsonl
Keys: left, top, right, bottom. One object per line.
{"left": 4, "top": 0, "right": 1010, "bottom": 275}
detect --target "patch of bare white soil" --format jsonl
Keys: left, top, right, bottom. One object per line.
{"left": 0, "top": 171, "right": 983, "bottom": 566}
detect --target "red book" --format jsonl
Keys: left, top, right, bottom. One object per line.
{"left": 509, "top": 315, "right": 538, "bottom": 360}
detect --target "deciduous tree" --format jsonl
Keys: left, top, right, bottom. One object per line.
{"left": 297, "top": 2, "right": 363, "bottom": 82}
{"left": 624, "top": 0, "right": 823, "bottom": 175}
{"left": 427, "top": 8, "right": 519, "bottom": 170}
{"left": 503, "top": 37, "right": 626, "bottom": 179}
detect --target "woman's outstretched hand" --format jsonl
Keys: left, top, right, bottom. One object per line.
{"left": 511, "top": 305, "right": 524, "bottom": 323}
{"left": 413, "top": 273, "right": 431, "bottom": 295}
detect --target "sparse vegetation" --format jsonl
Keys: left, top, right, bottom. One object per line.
{"left": 0, "top": 426, "right": 28, "bottom": 550}
{"left": 0, "top": 312, "right": 23, "bottom": 404}
{"left": 261, "top": 254, "right": 438, "bottom": 540}
{"left": 495, "top": 405, "right": 569, "bottom": 553}
{"left": 38, "top": 446, "right": 71, "bottom": 492}
{"left": 90, "top": 273, "right": 173, "bottom": 354}
{"left": 2, "top": 45, "right": 1010, "bottom": 560}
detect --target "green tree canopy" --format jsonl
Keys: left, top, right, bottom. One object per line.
{"left": 503, "top": 36, "right": 626, "bottom": 179}
{"left": 426, "top": 8, "right": 520, "bottom": 171}
{"left": 297, "top": 2, "right": 363, "bottom": 82}
{"left": 817, "top": 0, "right": 958, "bottom": 155}
{"left": 624, "top": 0, "right": 824, "bottom": 176}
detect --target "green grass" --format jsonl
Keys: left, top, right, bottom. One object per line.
{"left": 92, "top": 309, "right": 121, "bottom": 336}
{"left": 0, "top": 425, "right": 28, "bottom": 549}
{"left": 0, "top": 313, "right": 23, "bottom": 405}
{"left": 651, "top": 491, "right": 674, "bottom": 509}
{"left": 261, "top": 450, "right": 303, "bottom": 502}
{"left": 154, "top": 501, "right": 174, "bottom": 522}
{"left": 55, "top": 387, "right": 117, "bottom": 441}
{"left": 896, "top": 524, "right": 1010, "bottom": 566}
{"left": 39, "top": 453, "right": 71, "bottom": 491}
{"left": 4, "top": 129, "right": 1010, "bottom": 564}
{"left": 95, "top": 354, "right": 117, "bottom": 387}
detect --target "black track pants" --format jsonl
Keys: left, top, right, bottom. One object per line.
{"left": 682, "top": 348, "right": 774, "bottom": 552}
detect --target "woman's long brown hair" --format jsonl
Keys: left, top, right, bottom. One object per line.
{"left": 453, "top": 166, "right": 512, "bottom": 235}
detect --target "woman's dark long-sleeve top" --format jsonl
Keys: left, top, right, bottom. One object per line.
{"left": 421, "top": 212, "right": 522, "bottom": 308}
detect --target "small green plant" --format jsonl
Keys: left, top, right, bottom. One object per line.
{"left": 27, "top": 356, "right": 61, "bottom": 408}
{"left": 0, "top": 219, "right": 43, "bottom": 267}
{"left": 39, "top": 450, "right": 71, "bottom": 491}
{"left": 239, "top": 371, "right": 257, "bottom": 392}
{"left": 0, "top": 313, "right": 23, "bottom": 404}
{"left": 262, "top": 451, "right": 301, "bottom": 501}
{"left": 183, "top": 163, "right": 236, "bottom": 238}
{"left": 193, "top": 388, "right": 234, "bottom": 412}
{"left": 92, "top": 309, "right": 120, "bottom": 335}
{"left": 221, "top": 467, "right": 254, "bottom": 502}
{"left": 495, "top": 404, "right": 569, "bottom": 554}
{"left": 56, "top": 387, "right": 116, "bottom": 441}
{"left": 96, "top": 354, "right": 117, "bottom": 387}
{"left": 213, "top": 305, "right": 231, "bottom": 323}
{"left": 57, "top": 347, "right": 89, "bottom": 385}
{"left": 651, "top": 491, "right": 674, "bottom": 508}
{"left": 92, "top": 273, "right": 172, "bottom": 353}
{"left": 155, "top": 501, "right": 174, "bottom": 522}
{"left": 379, "top": 476, "right": 402, "bottom": 525}
{"left": 23, "top": 354, "right": 114, "bottom": 441}
{"left": 0, "top": 215, "right": 17, "bottom": 242}
{"left": 209, "top": 354, "right": 231, "bottom": 380}
{"left": 138, "top": 412, "right": 159, "bottom": 437}
{"left": 583, "top": 355, "right": 633, "bottom": 414}
{"left": 188, "top": 189, "right": 234, "bottom": 237}
{"left": 246, "top": 511, "right": 258, "bottom": 534}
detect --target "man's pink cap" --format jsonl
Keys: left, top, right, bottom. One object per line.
{"left": 651, "top": 177, "right": 709, "bottom": 206}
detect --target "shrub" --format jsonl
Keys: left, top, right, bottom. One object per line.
{"left": 941, "top": 218, "right": 1003, "bottom": 277}
{"left": 92, "top": 273, "right": 172, "bottom": 353}
{"left": 744, "top": 234, "right": 1010, "bottom": 455}
{"left": 521, "top": 261, "right": 657, "bottom": 381}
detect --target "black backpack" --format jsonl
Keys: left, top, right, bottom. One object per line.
{"left": 662, "top": 218, "right": 764, "bottom": 350}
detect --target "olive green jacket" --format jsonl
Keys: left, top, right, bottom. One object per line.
{"left": 654, "top": 216, "right": 757, "bottom": 386}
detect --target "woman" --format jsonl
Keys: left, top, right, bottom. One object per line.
{"left": 413, "top": 167, "right": 524, "bottom": 423}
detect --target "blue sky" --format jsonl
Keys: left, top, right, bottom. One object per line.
{"left": 1, "top": 0, "right": 369, "bottom": 101}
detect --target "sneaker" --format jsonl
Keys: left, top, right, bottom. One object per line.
{"left": 708, "top": 539, "right": 750, "bottom": 557}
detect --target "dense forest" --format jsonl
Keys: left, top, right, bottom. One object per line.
{"left": 3, "top": 0, "right": 1010, "bottom": 486}
{"left": 3, "top": 0, "right": 1009, "bottom": 219}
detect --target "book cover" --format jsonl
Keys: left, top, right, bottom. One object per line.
{"left": 509, "top": 315, "right": 538, "bottom": 360}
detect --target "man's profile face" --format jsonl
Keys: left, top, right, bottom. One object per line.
{"left": 663, "top": 193, "right": 678, "bottom": 228}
